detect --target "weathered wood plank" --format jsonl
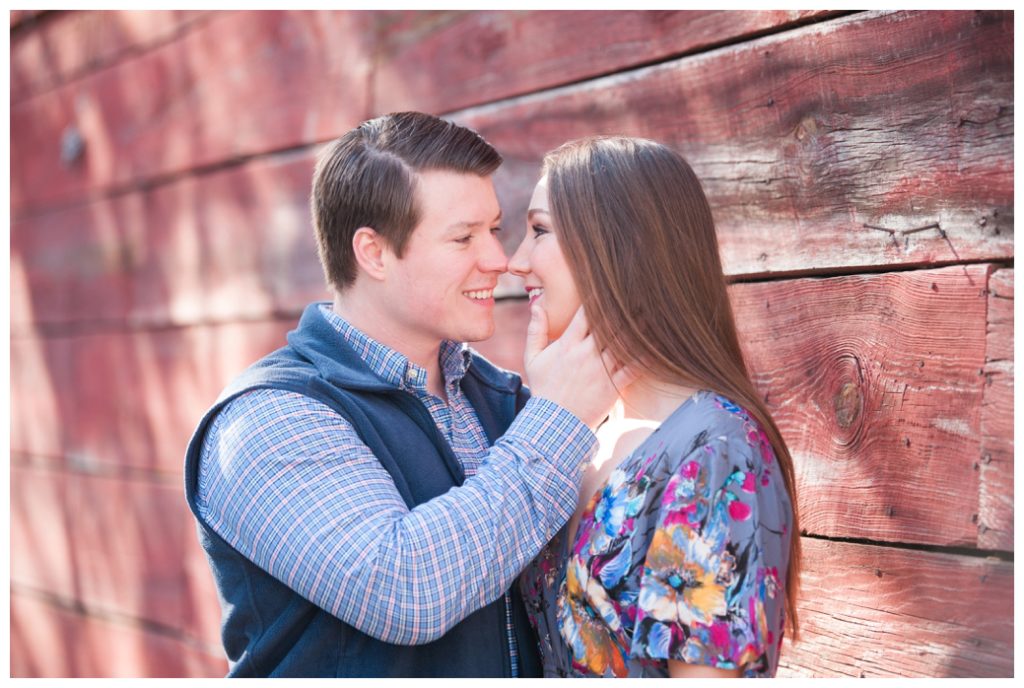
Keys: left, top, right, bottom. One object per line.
{"left": 10, "top": 9, "right": 211, "bottom": 103}
{"left": 482, "top": 266, "right": 993, "bottom": 547}
{"left": 10, "top": 320, "right": 294, "bottom": 474}
{"left": 979, "top": 268, "right": 1012, "bottom": 551}
{"left": 12, "top": 14, "right": 1012, "bottom": 330}
{"left": 14, "top": 263, "right": 996, "bottom": 547}
{"left": 11, "top": 591, "right": 226, "bottom": 678}
{"left": 457, "top": 10, "right": 1014, "bottom": 278}
{"left": 10, "top": 465, "right": 76, "bottom": 602}
{"left": 10, "top": 464, "right": 190, "bottom": 633}
{"left": 11, "top": 10, "right": 374, "bottom": 216}
{"left": 375, "top": 10, "right": 834, "bottom": 115}
{"left": 9, "top": 9, "right": 46, "bottom": 29}
{"left": 11, "top": 152, "right": 324, "bottom": 332}
{"left": 779, "top": 538, "right": 1012, "bottom": 677}
{"left": 732, "top": 264, "right": 990, "bottom": 546}
{"left": 10, "top": 336, "right": 73, "bottom": 458}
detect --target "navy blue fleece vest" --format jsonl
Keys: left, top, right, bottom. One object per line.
{"left": 183, "top": 303, "right": 540, "bottom": 677}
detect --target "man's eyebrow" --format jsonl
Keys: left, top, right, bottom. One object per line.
{"left": 445, "top": 211, "right": 503, "bottom": 232}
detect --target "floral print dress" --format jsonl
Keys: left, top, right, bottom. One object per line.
{"left": 520, "top": 391, "right": 793, "bottom": 677}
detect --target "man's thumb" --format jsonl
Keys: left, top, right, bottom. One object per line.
{"left": 524, "top": 304, "right": 549, "bottom": 363}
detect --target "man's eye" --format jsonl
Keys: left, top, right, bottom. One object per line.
{"left": 490, "top": 226, "right": 502, "bottom": 235}
{"left": 455, "top": 235, "right": 472, "bottom": 244}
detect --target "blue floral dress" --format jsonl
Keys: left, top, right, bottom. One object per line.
{"left": 520, "top": 391, "right": 793, "bottom": 677}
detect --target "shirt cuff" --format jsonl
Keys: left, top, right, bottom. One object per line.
{"left": 503, "top": 396, "right": 598, "bottom": 471}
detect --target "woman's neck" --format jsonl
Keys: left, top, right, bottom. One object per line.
{"left": 616, "top": 376, "right": 701, "bottom": 424}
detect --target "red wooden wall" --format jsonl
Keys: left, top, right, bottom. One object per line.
{"left": 9, "top": 10, "right": 1013, "bottom": 677}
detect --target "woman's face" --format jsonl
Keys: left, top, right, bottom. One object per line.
{"left": 508, "top": 176, "right": 581, "bottom": 341}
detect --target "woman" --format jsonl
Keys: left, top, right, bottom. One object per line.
{"left": 509, "top": 136, "right": 800, "bottom": 678}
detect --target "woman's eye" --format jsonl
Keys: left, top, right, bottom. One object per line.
{"left": 532, "top": 224, "right": 549, "bottom": 237}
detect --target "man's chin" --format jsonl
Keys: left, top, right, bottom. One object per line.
{"left": 459, "top": 321, "right": 496, "bottom": 344}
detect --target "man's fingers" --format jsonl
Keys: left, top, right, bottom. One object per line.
{"left": 611, "top": 363, "right": 640, "bottom": 390}
{"left": 600, "top": 348, "right": 617, "bottom": 375}
{"left": 524, "top": 303, "right": 550, "bottom": 363}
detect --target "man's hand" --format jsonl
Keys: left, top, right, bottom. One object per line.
{"left": 524, "top": 305, "right": 636, "bottom": 430}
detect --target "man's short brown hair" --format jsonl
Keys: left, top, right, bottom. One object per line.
{"left": 310, "top": 112, "right": 502, "bottom": 290}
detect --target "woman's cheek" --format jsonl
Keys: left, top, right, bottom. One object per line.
{"left": 544, "top": 294, "right": 573, "bottom": 341}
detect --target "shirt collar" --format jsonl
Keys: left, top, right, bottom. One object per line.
{"left": 318, "top": 304, "right": 471, "bottom": 392}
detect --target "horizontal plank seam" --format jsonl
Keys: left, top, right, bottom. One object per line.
{"left": 11, "top": 451, "right": 183, "bottom": 486}
{"left": 10, "top": 10, "right": 222, "bottom": 107}
{"left": 10, "top": 261, "right": 1013, "bottom": 340}
{"left": 725, "top": 258, "right": 1014, "bottom": 285}
{"left": 11, "top": 309, "right": 306, "bottom": 340}
{"left": 446, "top": 10, "right": 873, "bottom": 121}
{"left": 12, "top": 140, "right": 316, "bottom": 223}
{"left": 801, "top": 531, "right": 1013, "bottom": 562}
{"left": 10, "top": 583, "right": 224, "bottom": 657}
{"left": 9, "top": 9, "right": 61, "bottom": 38}
{"left": 430, "top": 10, "right": 857, "bottom": 119}
{"left": 12, "top": 11, "right": 866, "bottom": 220}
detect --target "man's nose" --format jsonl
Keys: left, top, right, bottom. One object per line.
{"left": 480, "top": 232, "right": 509, "bottom": 273}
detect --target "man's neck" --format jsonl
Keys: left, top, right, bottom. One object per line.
{"left": 331, "top": 292, "right": 445, "bottom": 397}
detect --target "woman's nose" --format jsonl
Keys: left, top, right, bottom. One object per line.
{"left": 507, "top": 236, "right": 530, "bottom": 277}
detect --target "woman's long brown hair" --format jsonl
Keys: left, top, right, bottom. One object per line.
{"left": 543, "top": 136, "right": 801, "bottom": 641}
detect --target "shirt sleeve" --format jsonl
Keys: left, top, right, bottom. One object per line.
{"left": 629, "top": 433, "right": 780, "bottom": 674}
{"left": 196, "top": 387, "right": 595, "bottom": 646}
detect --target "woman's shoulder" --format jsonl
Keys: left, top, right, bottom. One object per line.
{"left": 655, "top": 390, "right": 777, "bottom": 471}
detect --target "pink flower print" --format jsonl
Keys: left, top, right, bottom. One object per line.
{"left": 728, "top": 500, "right": 752, "bottom": 521}
{"left": 710, "top": 620, "right": 731, "bottom": 650}
{"left": 682, "top": 460, "right": 700, "bottom": 479}
{"left": 742, "top": 472, "right": 757, "bottom": 493}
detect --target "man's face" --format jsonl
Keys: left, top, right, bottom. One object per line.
{"left": 379, "top": 170, "right": 507, "bottom": 349}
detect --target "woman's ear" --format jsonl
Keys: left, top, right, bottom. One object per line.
{"left": 351, "top": 227, "right": 388, "bottom": 281}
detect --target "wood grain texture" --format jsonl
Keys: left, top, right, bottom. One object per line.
{"left": 10, "top": 320, "right": 295, "bottom": 473}
{"left": 457, "top": 10, "right": 1013, "bottom": 278}
{"left": 10, "top": 9, "right": 46, "bottom": 28}
{"left": 9, "top": 336, "right": 73, "bottom": 458}
{"left": 10, "top": 466, "right": 190, "bottom": 632}
{"left": 11, "top": 591, "right": 226, "bottom": 678}
{"left": 11, "top": 152, "right": 324, "bottom": 332}
{"left": 10, "top": 9, "right": 211, "bottom": 103}
{"left": 10, "top": 465, "right": 77, "bottom": 602}
{"left": 481, "top": 266, "right": 993, "bottom": 547}
{"left": 778, "top": 538, "right": 1012, "bottom": 677}
{"left": 978, "top": 268, "right": 1012, "bottom": 551}
{"left": 732, "top": 264, "right": 990, "bottom": 546}
{"left": 11, "top": 10, "right": 374, "bottom": 216}
{"left": 375, "top": 10, "right": 834, "bottom": 114}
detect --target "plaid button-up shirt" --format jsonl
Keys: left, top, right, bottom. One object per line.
{"left": 197, "top": 304, "right": 595, "bottom": 656}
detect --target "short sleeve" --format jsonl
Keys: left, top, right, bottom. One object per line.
{"left": 630, "top": 434, "right": 779, "bottom": 674}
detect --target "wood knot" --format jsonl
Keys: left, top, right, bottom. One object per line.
{"left": 834, "top": 381, "right": 862, "bottom": 428}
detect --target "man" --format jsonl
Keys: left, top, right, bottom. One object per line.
{"left": 183, "top": 112, "right": 629, "bottom": 677}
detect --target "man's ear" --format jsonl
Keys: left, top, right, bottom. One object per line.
{"left": 351, "top": 227, "right": 390, "bottom": 281}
